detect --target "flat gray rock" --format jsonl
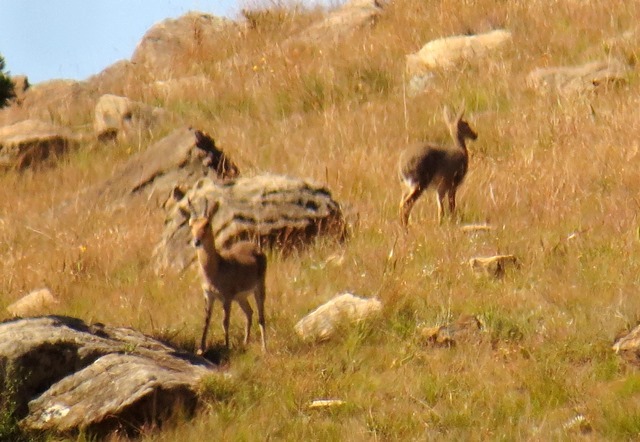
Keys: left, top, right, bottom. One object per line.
{"left": 0, "top": 316, "right": 217, "bottom": 435}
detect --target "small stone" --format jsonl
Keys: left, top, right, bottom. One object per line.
{"left": 469, "top": 255, "right": 519, "bottom": 278}
{"left": 6, "top": 288, "right": 59, "bottom": 317}
{"left": 307, "top": 399, "right": 346, "bottom": 409}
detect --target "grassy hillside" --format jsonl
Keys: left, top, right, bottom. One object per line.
{"left": 2, "top": 0, "right": 640, "bottom": 439}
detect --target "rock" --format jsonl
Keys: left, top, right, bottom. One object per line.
{"left": 6, "top": 288, "right": 59, "bottom": 317}
{"left": 153, "top": 174, "right": 345, "bottom": 274}
{"left": 131, "top": 12, "right": 232, "bottom": 80}
{"left": 406, "top": 29, "right": 512, "bottom": 76}
{"left": 0, "top": 119, "right": 80, "bottom": 170}
{"left": 294, "top": 293, "right": 381, "bottom": 342}
{"left": 93, "top": 94, "right": 169, "bottom": 141}
{"left": 526, "top": 59, "right": 631, "bottom": 95}
{"left": 60, "top": 127, "right": 238, "bottom": 212}
{"left": 420, "top": 314, "right": 483, "bottom": 347}
{"left": 460, "top": 223, "right": 495, "bottom": 234}
{"left": 149, "top": 75, "right": 216, "bottom": 101}
{"left": 407, "top": 73, "right": 436, "bottom": 96}
{"left": 297, "top": 0, "right": 385, "bottom": 43}
{"left": 307, "top": 399, "right": 346, "bottom": 409}
{"left": 0, "top": 316, "right": 217, "bottom": 434}
{"left": 613, "top": 325, "right": 640, "bottom": 353}
{"left": 562, "top": 414, "right": 592, "bottom": 435}
{"left": 85, "top": 60, "right": 140, "bottom": 96}
{"left": 0, "top": 79, "right": 97, "bottom": 127}
{"left": 613, "top": 323, "right": 640, "bottom": 366}
{"left": 469, "top": 254, "right": 519, "bottom": 278}
{"left": 9, "top": 75, "right": 29, "bottom": 105}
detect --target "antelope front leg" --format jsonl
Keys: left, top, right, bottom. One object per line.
{"left": 448, "top": 189, "right": 457, "bottom": 219}
{"left": 436, "top": 188, "right": 446, "bottom": 224}
{"left": 222, "top": 300, "right": 232, "bottom": 348}
{"left": 198, "top": 289, "right": 215, "bottom": 355}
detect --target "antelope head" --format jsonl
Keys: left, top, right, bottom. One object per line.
{"left": 187, "top": 198, "right": 220, "bottom": 248}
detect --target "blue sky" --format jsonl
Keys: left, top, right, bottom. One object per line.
{"left": 0, "top": 0, "right": 337, "bottom": 84}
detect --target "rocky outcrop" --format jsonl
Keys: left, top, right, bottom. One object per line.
{"left": 59, "top": 127, "right": 238, "bottom": 213}
{"left": 526, "top": 59, "right": 631, "bottom": 95}
{"left": 131, "top": 12, "right": 232, "bottom": 80}
{"left": 0, "top": 119, "right": 80, "bottom": 170}
{"left": 93, "top": 94, "right": 169, "bottom": 141}
{"left": 0, "top": 316, "right": 217, "bottom": 435}
{"left": 153, "top": 174, "right": 345, "bottom": 274}
{"left": 294, "top": 293, "right": 382, "bottom": 342}
{"left": 407, "top": 29, "right": 512, "bottom": 75}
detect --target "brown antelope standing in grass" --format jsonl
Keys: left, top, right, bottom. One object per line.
{"left": 188, "top": 199, "right": 267, "bottom": 354}
{"left": 398, "top": 105, "right": 478, "bottom": 227}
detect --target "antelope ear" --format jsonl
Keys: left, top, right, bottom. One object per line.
{"left": 205, "top": 200, "right": 220, "bottom": 220}
{"left": 186, "top": 197, "right": 198, "bottom": 217}
{"left": 455, "top": 101, "right": 466, "bottom": 122}
{"left": 443, "top": 105, "right": 453, "bottom": 125}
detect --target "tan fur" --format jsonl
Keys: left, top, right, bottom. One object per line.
{"left": 399, "top": 105, "right": 478, "bottom": 226}
{"left": 189, "top": 199, "right": 267, "bottom": 354}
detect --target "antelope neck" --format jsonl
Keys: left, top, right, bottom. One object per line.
{"left": 195, "top": 230, "right": 220, "bottom": 274}
{"left": 452, "top": 131, "right": 469, "bottom": 154}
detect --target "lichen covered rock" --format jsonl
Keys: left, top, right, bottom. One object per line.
{"left": 153, "top": 175, "right": 345, "bottom": 273}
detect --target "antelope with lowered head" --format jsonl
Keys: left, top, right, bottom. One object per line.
{"left": 398, "top": 105, "right": 478, "bottom": 226}
{"left": 188, "top": 198, "right": 267, "bottom": 354}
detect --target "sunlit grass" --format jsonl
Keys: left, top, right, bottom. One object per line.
{"left": 2, "top": 0, "right": 640, "bottom": 439}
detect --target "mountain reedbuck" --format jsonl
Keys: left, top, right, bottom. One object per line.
{"left": 398, "top": 105, "right": 478, "bottom": 226}
{"left": 188, "top": 198, "right": 267, "bottom": 354}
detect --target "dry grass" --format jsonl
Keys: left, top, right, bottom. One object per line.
{"left": 2, "top": 0, "right": 640, "bottom": 439}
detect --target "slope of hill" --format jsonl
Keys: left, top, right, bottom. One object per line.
{"left": 1, "top": 0, "right": 639, "bottom": 439}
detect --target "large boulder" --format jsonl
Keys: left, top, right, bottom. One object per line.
{"left": 131, "top": 12, "right": 232, "bottom": 80}
{"left": 59, "top": 127, "right": 239, "bottom": 212}
{"left": 0, "top": 316, "right": 217, "bottom": 435}
{"left": 0, "top": 119, "right": 80, "bottom": 170}
{"left": 93, "top": 94, "right": 169, "bottom": 141}
{"left": 526, "top": 59, "right": 631, "bottom": 95}
{"left": 153, "top": 174, "right": 346, "bottom": 274}
{"left": 406, "top": 29, "right": 512, "bottom": 75}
